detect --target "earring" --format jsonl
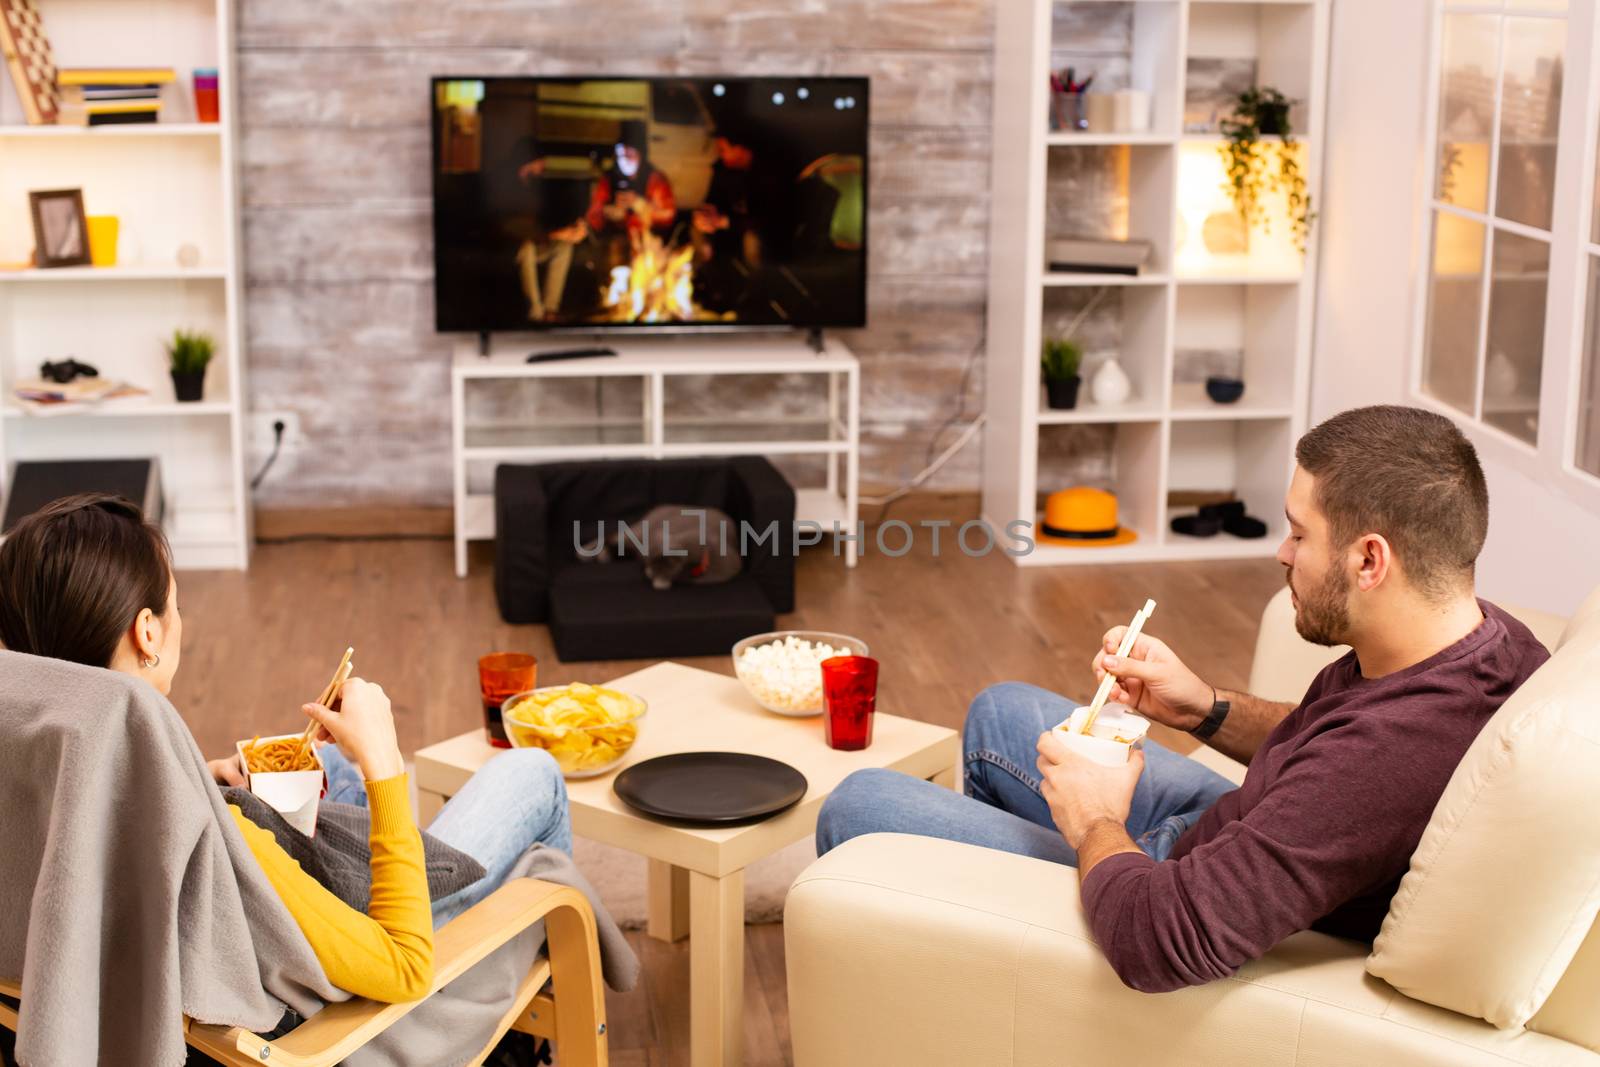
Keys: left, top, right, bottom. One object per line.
{"left": 142, "top": 653, "right": 161, "bottom": 670}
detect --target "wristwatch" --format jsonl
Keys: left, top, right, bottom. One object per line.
{"left": 1192, "top": 688, "right": 1231, "bottom": 741}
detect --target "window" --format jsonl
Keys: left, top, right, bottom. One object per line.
{"left": 1420, "top": 5, "right": 1563, "bottom": 447}
{"left": 1416, "top": 0, "right": 1600, "bottom": 503}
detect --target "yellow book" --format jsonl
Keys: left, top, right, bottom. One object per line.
{"left": 57, "top": 68, "right": 177, "bottom": 86}
{"left": 60, "top": 98, "right": 163, "bottom": 114}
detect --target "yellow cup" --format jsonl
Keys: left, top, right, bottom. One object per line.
{"left": 86, "top": 215, "right": 119, "bottom": 267}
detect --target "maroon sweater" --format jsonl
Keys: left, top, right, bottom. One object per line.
{"left": 1081, "top": 601, "right": 1548, "bottom": 992}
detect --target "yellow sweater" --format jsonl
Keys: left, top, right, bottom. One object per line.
{"left": 228, "top": 774, "right": 435, "bottom": 1002}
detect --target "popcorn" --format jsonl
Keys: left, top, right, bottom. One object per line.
{"left": 735, "top": 634, "right": 854, "bottom": 713}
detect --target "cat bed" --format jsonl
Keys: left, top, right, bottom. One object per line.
{"left": 494, "top": 457, "right": 796, "bottom": 662}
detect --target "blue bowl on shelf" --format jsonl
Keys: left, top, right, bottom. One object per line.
{"left": 1205, "top": 376, "right": 1245, "bottom": 404}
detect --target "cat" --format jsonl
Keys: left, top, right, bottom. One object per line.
{"left": 582, "top": 505, "right": 744, "bottom": 590}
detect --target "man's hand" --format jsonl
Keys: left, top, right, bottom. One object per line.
{"left": 1092, "top": 628, "right": 1213, "bottom": 732}
{"left": 1036, "top": 731, "right": 1145, "bottom": 850}
{"left": 550, "top": 219, "right": 588, "bottom": 244}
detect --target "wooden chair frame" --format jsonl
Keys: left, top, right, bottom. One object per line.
{"left": 0, "top": 878, "right": 608, "bottom": 1067}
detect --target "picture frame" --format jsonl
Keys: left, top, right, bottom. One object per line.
{"left": 28, "top": 188, "right": 90, "bottom": 268}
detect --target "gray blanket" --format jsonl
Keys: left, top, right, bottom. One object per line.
{"left": 0, "top": 651, "right": 637, "bottom": 1067}
{"left": 221, "top": 790, "right": 487, "bottom": 911}
{"left": 0, "top": 650, "right": 344, "bottom": 1067}
{"left": 357, "top": 844, "right": 640, "bottom": 1067}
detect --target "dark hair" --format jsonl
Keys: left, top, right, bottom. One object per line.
{"left": 0, "top": 493, "right": 172, "bottom": 667}
{"left": 617, "top": 119, "right": 648, "bottom": 154}
{"left": 1295, "top": 405, "right": 1488, "bottom": 596}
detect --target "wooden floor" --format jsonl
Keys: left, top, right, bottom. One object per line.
{"left": 172, "top": 529, "right": 1285, "bottom": 1065}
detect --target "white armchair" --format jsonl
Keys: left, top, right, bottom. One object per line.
{"left": 784, "top": 587, "right": 1600, "bottom": 1066}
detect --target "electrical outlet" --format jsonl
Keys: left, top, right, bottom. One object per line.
{"left": 248, "top": 411, "right": 300, "bottom": 453}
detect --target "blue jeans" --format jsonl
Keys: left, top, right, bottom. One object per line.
{"left": 321, "top": 744, "right": 572, "bottom": 927}
{"left": 816, "top": 681, "right": 1236, "bottom": 866}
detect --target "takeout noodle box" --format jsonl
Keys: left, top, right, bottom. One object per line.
{"left": 236, "top": 733, "right": 326, "bottom": 837}
{"left": 1052, "top": 703, "right": 1151, "bottom": 766}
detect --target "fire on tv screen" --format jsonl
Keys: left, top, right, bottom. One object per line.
{"left": 431, "top": 76, "right": 869, "bottom": 332}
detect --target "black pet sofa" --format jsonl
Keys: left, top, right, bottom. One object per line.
{"left": 494, "top": 456, "right": 796, "bottom": 661}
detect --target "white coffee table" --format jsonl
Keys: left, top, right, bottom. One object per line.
{"left": 413, "top": 660, "right": 961, "bottom": 1067}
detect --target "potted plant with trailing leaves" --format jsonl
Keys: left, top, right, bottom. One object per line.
{"left": 165, "top": 329, "right": 215, "bottom": 403}
{"left": 1041, "top": 337, "right": 1083, "bottom": 410}
{"left": 1220, "top": 86, "right": 1315, "bottom": 254}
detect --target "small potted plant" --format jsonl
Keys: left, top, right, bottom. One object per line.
{"left": 1220, "top": 86, "right": 1315, "bottom": 254}
{"left": 165, "top": 329, "right": 215, "bottom": 403}
{"left": 1041, "top": 338, "right": 1083, "bottom": 410}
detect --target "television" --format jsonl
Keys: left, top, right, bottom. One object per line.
{"left": 430, "top": 76, "right": 869, "bottom": 334}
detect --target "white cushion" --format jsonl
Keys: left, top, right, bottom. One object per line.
{"left": 1558, "top": 584, "right": 1600, "bottom": 650}
{"left": 1367, "top": 607, "right": 1600, "bottom": 1031}
{"left": 787, "top": 834, "right": 1600, "bottom": 1066}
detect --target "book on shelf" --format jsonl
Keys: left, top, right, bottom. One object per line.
{"left": 76, "top": 111, "right": 161, "bottom": 126}
{"left": 56, "top": 97, "right": 164, "bottom": 125}
{"left": 60, "top": 85, "right": 164, "bottom": 102}
{"left": 57, "top": 67, "right": 176, "bottom": 86}
{"left": 11, "top": 377, "right": 148, "bottom": 415}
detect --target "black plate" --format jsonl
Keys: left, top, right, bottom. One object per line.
{"left": 613, "top": 752, "right": 809, "bottom": 825}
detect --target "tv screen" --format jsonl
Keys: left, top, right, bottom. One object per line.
{"left": 430, "top": 76, "right": 869, "bottom": 333}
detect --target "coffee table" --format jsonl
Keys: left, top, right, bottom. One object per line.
{"left": 413, "top": 660, "right": 960, "bottom": 1067}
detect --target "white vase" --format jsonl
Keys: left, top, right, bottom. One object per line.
{"left": 1485, "top": 350, "right": 1519, "bottom": 400}
{"left": 1091, "top": 357, "right": 1133, "bottom": 407}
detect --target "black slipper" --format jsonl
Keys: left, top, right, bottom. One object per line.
{"left": 1170, "top": 513, "right": 1222, "bottom": 537}
{"left": 1223, "top": 514, "right": 1268, "bottom": 539}
{"left": 1200, "top": 500, "right": 1246, "bottom": 521}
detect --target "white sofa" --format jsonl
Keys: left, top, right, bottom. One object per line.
{"left": 784, "top": 586, "right": 1600, "bottom": 1066}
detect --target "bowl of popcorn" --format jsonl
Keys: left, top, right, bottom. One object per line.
{"left": 731, "top": 630, "right": 871, "bottom": 716}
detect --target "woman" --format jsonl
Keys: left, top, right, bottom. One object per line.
{"left": 0, "top": 493, "right": 571, "bottom": 1003}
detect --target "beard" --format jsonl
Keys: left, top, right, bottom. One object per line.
{"left": 1289, "top": 563, "right": 1351, "bottom": 646}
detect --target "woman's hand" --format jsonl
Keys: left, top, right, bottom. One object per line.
{"left": 207, "top": 753, "right": 245, "bottom": 787}
{"left": 303, "top": 677, "right": 405, "bottom": 782}
{"left": 1092, "top": 628, "right": 1213, "bottom": 732}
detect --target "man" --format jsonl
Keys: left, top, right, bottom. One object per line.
{"left": 508, "top": 133, "right": 590, "bottom": 321}
{"left": 817, "top": 405, "right": 1549, "bottom": 991}
{"left": 586, "top": 119, "right": 676, "bottom": 239}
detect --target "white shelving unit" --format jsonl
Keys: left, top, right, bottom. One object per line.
{"left": 983, "top": 0, "right": 1328, "bottom": 567}
{"left": 452, "top": 335, "right": 860, "bottom": 577}
{"left": 0, "top": 0, "right": 248, "bottom": 569}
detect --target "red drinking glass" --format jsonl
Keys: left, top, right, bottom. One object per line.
{"left": 822, "top": 655, "right": 879, "bottom": 751}
{"left": 478, "top": 652, "right": 537, "bottom": 748}
{"left": 192, "top": 68, "right": 220, "bottom": 123}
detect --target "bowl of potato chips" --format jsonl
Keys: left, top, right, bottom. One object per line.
{"left": 501, "top": 682, "right": 648, "bottom": 778}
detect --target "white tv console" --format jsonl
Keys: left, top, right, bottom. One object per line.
{"left": 450, "top": 333, "right": 861, "bottom": 577}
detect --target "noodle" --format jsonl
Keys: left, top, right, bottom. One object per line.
{"left": 242, "top": 735, "right": 319, "bottom": 773}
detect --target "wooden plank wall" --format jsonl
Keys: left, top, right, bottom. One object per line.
{"left": 237, "top": 0, "right": 1125, "bottom": 506}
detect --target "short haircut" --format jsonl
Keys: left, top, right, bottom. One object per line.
{"left": 617, "top": 119, "right": 648, "bottom": 154}
{"left": 1294, "top": 405, "right": 1488, "bottom": 597}
{"left": 0, "top": 493, "right": 171, "bottom": 667}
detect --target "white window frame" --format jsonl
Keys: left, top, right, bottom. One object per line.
{"left": 1411, "top": 0, "right": 1600, "bottom": 514}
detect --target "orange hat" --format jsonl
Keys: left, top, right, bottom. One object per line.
{"left": 1037, "top": 486, "right": 1138, "bottom": 547}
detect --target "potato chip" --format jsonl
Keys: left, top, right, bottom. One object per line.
{"left": 503, "top": 682, "right": 645, "bottom": 775}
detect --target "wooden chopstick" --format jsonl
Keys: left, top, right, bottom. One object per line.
{"left": 314, "top": 647, "right": 354, "bottom": 707}
{"left": 301, "top": 647, "right": 354, "bottom": 745}
{"left": 1081, "top": 599, "right": 1156, "bottom": 735}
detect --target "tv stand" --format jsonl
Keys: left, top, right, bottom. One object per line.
{"left": 450, "top": 334, "right": 860, "bottom": 577}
